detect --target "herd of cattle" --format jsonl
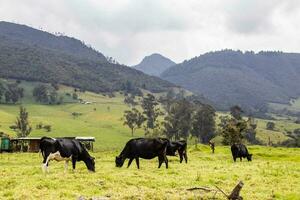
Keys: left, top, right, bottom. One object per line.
{"left": 39, "top": 137, "right": 252, "bottom": 172}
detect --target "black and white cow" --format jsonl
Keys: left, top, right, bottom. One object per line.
{"left": 39, "top": 137, "right": 95, "bottom": 172}
{"left": 115, "top": 138, "right": 169, "bottom": 169}
{"left": 231, "top": 143, "right": 252, "bottom": 162}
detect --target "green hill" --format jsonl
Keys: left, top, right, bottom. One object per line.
{"left": 0, "top": 21, "right": 174, "bottom": 94}
{"left": 1, "top": 80, "right": 299, "bottom": 150}
{"left": 161, "top": 50, "right": 300, "bottom": 112}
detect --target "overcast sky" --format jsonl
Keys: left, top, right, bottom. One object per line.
{"left": 0, "top": 0, "right": 300, "bottom": 65}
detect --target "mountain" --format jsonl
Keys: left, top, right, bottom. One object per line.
{"left": 133, "top": 53, "right": 176, "bottom": 76}
{"left": 161, "top": 50, "right": 300, "bottom": 111}
{"left": 0, "top": 21, "right": 174, "bottom": 93}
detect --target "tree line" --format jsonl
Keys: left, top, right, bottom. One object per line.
{"left": 0, "top": 81, "right": 70, "bottom": 105}
{"left": 123, "top": 93, "right": 217, "bottom": 144}
{"left": 0, "top": 81, "right": 24, "bottom": 104}
{"left": 123, "top": 92, "right": 261, "bottom": 145}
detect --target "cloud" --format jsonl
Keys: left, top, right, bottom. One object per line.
{"left": 224, "top": 0, "right": 300, "bottom": 34}
{"left": 0, "top": 0, "right": 300, "bottom": 65}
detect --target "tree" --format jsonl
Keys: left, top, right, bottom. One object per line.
{"left": 33, "top": 84, "right": 49, "bottom": 103}
{"left": 121, "top": 80, "right": 143, "bottom": 96}
{"left": 51, "top": 82, "right": 59, "bottom": 90}
{"left": 230, "top": 105, "right": 243, "bottom": 120}
{"left": 163, "top": 99, "right": 193, "bottom": 140}
{"left": 3, "top": 84, "right": 24, "bottom": 104}
{"left": 123, "top": 108, "right": 146, "bottom": 136}
{"left": 266, "top": 122, "right": 275, "bottom": 130}
{"left": 141, "top": 94, "right": 161, "bottom": 133}
{"left": 220, "top": 107, "right": 257, "bottom": 145}
{"left": 72, "top": 93, "right": 78, "bottom": 100}
{"left": 243, "top": 116, "right": 258, "bottom": 144}
{"left": 124, "top": 95, "right": 138, "bottom": 107}
{"left": 0, "top": 82, "right": 5, "bottom": 101}
{"left": 220, "top": 118, "right": 245, "bottom": 145}
{"left": 191, "top": 104, "right": 216, "bottom": 143}
{"left": 33, "top": 84, "right": 60, "bottom": 104}
{"left": 14, "top": 106, "right": 32, "bottom": 138}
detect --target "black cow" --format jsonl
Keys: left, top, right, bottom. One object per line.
{"left": 162, "top": 139, "right": 188, "bottom": 163}
{"left": 115, "top": 138, "right": 169, "bottom": 169}
{"left": 40, "top": 137, "right": 95, "bottom": 172}
{"left": 231, "top": 143, "right": 252, "bottom": 162}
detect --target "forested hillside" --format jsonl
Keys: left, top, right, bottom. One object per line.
{"left": 0, "top": 22, "right": 174, "bottom": 93}
{"left": 161, "top": 50, "right": 300, "bottom": 112}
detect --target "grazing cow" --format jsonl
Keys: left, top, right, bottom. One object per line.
{"left": 115, "top": 138, "right": 169, "bottom": 169}
{"left": 39, "top": 137, "right": 95, "bottom": 172}
{"left": 231, "top": 143, "right": 252, "bottom": 162}
{"left": 208, "top": 141, "right": 215, "bottom": 154}
{"left": 162, "top": 139, "right": 188, "bottom": 163}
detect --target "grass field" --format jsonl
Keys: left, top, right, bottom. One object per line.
{"left": 0, "top": 80, "right": 146, "bottom": 151}
{"left": 1, "top": 80, "right": 300, "bottom": 199}
{"left": 0, "top": 145, "right": 299, "bottom": 200}
{"left": 269, "top": 97, "right": 300, "bottom": 113}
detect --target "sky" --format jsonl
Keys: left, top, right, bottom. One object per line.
{"left": 0, "top": 0, "right": 300, "bottom": 65}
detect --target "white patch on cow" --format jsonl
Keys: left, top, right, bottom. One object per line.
{"left": 43, "top": 151, "right": 72, "bottom": 173}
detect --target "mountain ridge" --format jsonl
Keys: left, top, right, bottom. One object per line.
{"left": 161, "top": 50, "right": 300, "bottom": 111}
{"left": 133, "top": 53, "right": 176, "bottom": 76}
{"left": 0, "top": 21, "right": 175, "bottom": 93}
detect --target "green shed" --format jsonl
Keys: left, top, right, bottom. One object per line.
{"left": 1, "top": 137, "right": 11, "bottom": 152}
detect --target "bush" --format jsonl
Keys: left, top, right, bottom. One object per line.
{"left": 266, "top": 122, "right": 275, "bottom": 130}
{"left": 36, "top": 122, "right": 43, "bottom": 129}
{"left": 43, "top": 125, "right": 51, "bottom": 132}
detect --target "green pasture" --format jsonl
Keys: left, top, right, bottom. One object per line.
{"left": 0, "top": 145, "right": 299, "bottom": 199}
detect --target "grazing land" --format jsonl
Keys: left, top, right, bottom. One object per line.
{"left": 0, "top": 145, "right": 299, "bottom": 200}
{"left": 0, "top": 81, "right": 300, "bottom": 199}
{"left": 269, "top": 97, "right": 300, "bottom": 113}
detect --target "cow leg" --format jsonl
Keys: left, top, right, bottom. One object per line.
{"left": 179, "top": 151, "right": 184, "bottom": 163}
{"left": 135, "top": 157, "right": 140, "bottom": 169}
{"left": 164, "top": 155, "right": 168, "bottom": 169}
{"left": 72, "top": 157, "right": 77, "bottom": 171}
{"left": 183, "top": 151, "right": 188, "bottom": 163}
{"left": 64, "top": 161, "right": 69, "bottom": 173}
{"left": 127, "top": 158, "right": 134, "bottom": 168}
{"left": 158, "top": 157, "right": 163, "bottom": 168}
{"left": 43, "top": 152, "right": 54, "bottom": 173}
{"left": 233, "top": 156, "right": 237, "bottom": 162}
{"left": 41, "top": 155, "right": 48, "bottom": 173}
{"left": 240, "top": 157, "right": 242, "bottom": 162}
{"left": 158, "top": 155, "right": 166, "bottom": 168}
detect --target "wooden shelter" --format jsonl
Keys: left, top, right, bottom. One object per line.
{"left": 10, "top": 137, "right": 41, "bottom": 152}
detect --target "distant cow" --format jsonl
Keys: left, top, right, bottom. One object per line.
{"left": 208, "top": 141, "right": 215, "bottom": 154}
{"left": 162, "top": 139, "right": 188, "bottom": 163}
{"left": 231, "top": 143, "right": 252, "bottom": 162}
{"left": 115, "top": 138, "right": 169, "bottom": 169}
{"left": 39, "top": 137, "right": 95, "bottom": 172}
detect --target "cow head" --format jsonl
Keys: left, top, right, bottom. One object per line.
{"left": 247, "top": 154, "right": 252, "bottom": 161}
{"left": 115, "top": 156, "right": 125, "bottom": 167}
{"left": 85, "top": 156, "right": 95, "bottom": 172}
